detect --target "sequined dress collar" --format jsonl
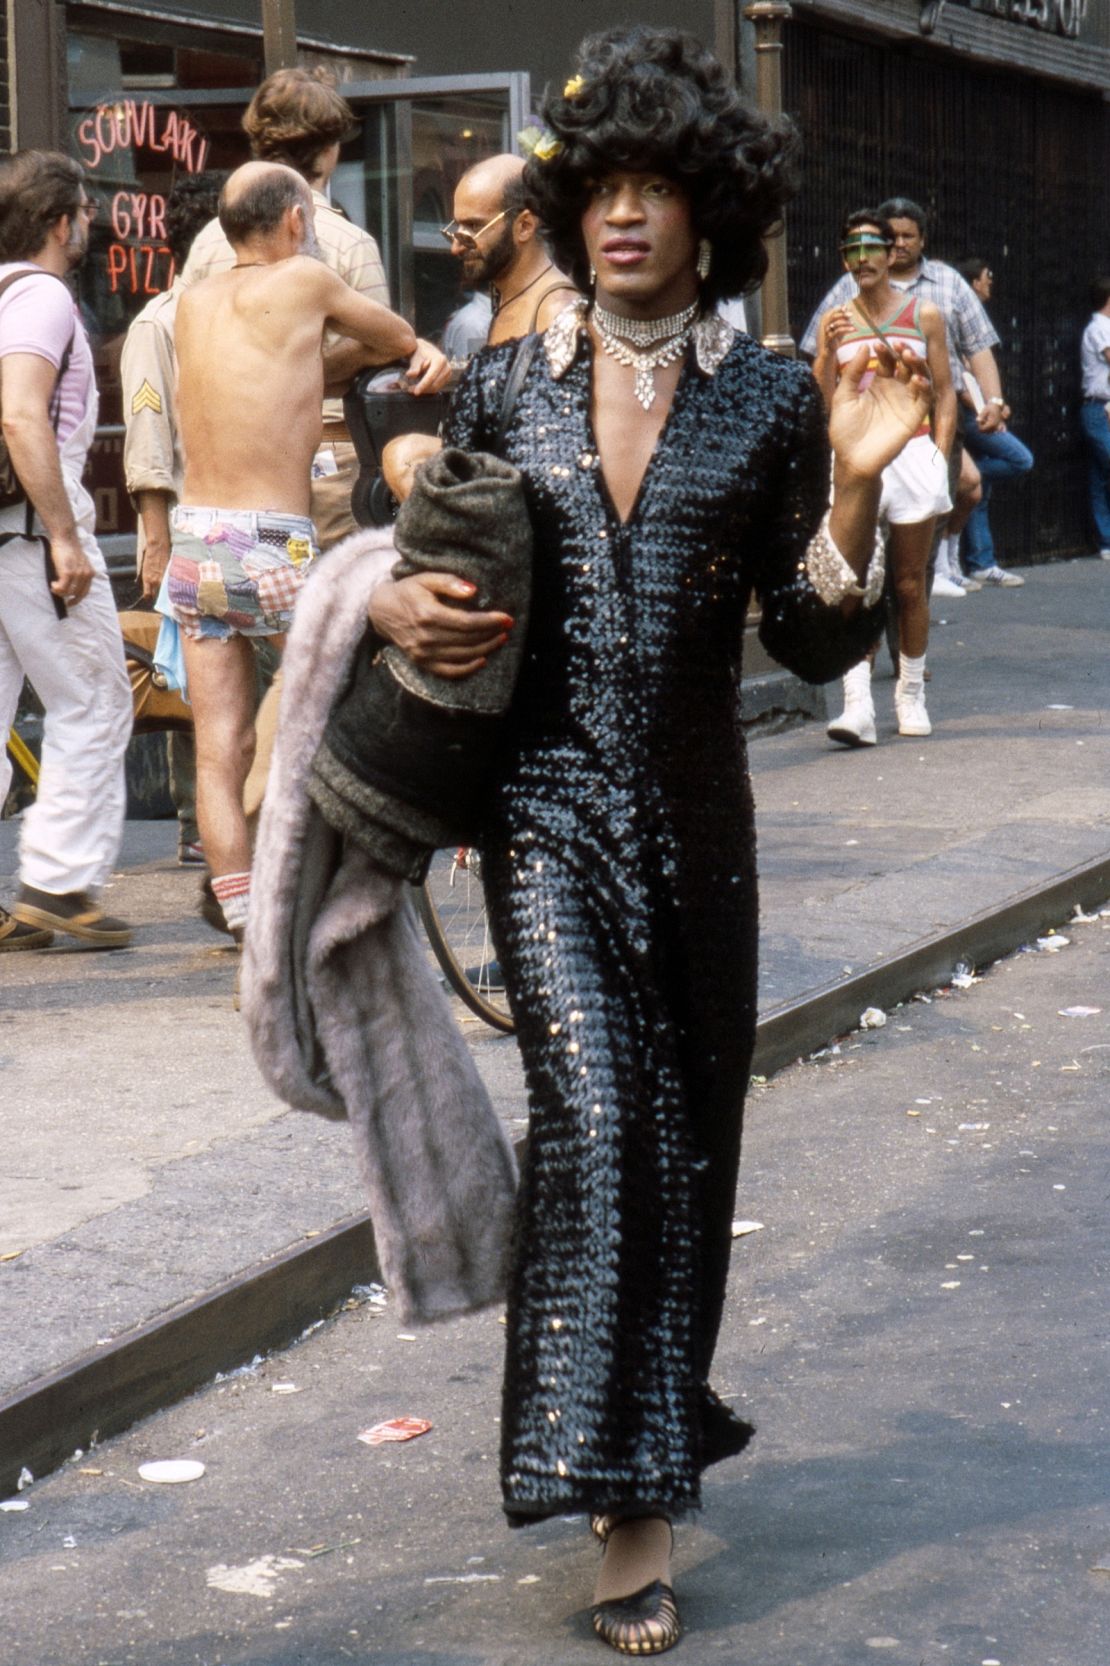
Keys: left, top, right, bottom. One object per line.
{"left": 543, "top": 298, "right": 736, "bottom": 381}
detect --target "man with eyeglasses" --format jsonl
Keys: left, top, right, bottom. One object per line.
{"left": 383, "top": 154, "right": 578, "bottom": 500}
{"left": 0, "top": 150, "right": 134, "bottom": 952}
{"left": 443, "top": 154, "right": 578, "bottom": 348}
{"left": 813, "top": 210, "right": 953, "bottom": 744}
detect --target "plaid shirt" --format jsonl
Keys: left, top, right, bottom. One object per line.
{"left": 799, "top": 257, "right": 1000, "bottom": 391}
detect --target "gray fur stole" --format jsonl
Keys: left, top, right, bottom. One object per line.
{"left": 240, "top": 527, "right": 518, "bottom": 1324}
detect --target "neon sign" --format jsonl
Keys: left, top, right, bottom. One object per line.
{"left": 75, "top": 100, "right": 211, "bottom": 298}
{"left": 75, "top": 102, "right": 210, "bottom": 174}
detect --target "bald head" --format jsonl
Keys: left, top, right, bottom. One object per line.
{"left": 451, "top": 154, "right": 531, "bottom": 286}
{"left": 219, "top": 161, "right": 313, "bottom": 249}
{"left": 457, "top": 153, "right": 526, "bottom": 211}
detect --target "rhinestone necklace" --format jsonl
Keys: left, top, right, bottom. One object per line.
{"left": 592, "top": 299, "right": 700, "bottom": 410}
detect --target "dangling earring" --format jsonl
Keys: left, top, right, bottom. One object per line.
{"left": 589, "top": 263, "right": 597, "bottom": 287}
{"left": 697, "top": 239, "right": 712, "bottom": 282}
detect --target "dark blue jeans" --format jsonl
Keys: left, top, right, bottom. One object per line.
{"left": 960, "top": 408, "right": 1034, "bottom": 572}
{"left": 1079, "top": 399, "right": 1110, "bottom": 550}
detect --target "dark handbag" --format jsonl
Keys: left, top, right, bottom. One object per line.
{"left": 343, "top": 370, "right": 451, "bottom": 528}
{"left": 342, "top": 332, "right": 541, "bottom": 527}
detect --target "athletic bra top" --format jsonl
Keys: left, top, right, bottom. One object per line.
{"left": 835, "top": 295, "right": 930, "bottom": 434}
{"left": 834, "top": 294, "right": 927, "bottom": 368}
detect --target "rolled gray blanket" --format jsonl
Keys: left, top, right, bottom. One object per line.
{"left": 308, "top": 446, "right": 533, "bottom": 881}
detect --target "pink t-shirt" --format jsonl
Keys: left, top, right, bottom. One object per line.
{"left": 0, "top": 263, "right": 95, "bottom": 445}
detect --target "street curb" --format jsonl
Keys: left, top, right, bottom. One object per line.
{"left": 4, "top": 851, "right": 1108, "bottom": 1496}
{"left": 0, "top": 1214, "right": 379, "bottom": 1498}
{"left": 753, "top": 851, "right": 1110, "bottom": 1078}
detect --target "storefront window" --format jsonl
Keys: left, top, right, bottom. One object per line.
{"left": 66, "top": 43, "right": 526, "bottom": 568}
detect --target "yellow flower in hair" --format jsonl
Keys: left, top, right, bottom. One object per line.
{"left": 533, "top": 132, "right": 564, "bottom": 163}
{"left": 563, "top": 75, "right": 585, "bottom": 99}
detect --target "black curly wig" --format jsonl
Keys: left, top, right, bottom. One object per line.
{"left": 523, "top": 26, "right": 800, "bottom": 307}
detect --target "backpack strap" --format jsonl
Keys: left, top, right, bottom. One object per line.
{"left": 0, "top": 267, "right": 78, "bottom": 402}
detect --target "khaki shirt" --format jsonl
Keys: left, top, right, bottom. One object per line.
{"left": 120, "top": 279, "right": 182, "bottom": 567}
{"left": 182, "top": 188, "right": 390, "bottom": 423}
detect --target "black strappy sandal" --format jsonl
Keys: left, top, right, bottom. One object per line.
{"left": 589, "top": 1517, "right": 681, "bottom": 1656}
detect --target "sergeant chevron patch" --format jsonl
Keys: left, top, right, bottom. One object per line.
{"left": 130, "top": 380, "right": 163, "bottom": 416}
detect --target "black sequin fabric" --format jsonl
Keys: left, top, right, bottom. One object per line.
{"left": 444, "top": 324, "right": 881, "bottom": 1527}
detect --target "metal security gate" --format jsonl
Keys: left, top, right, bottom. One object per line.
{"left": 782, "top": 17, "right": 1110, "bottom": 562}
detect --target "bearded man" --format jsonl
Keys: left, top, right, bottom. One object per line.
{"left": 446, "top": 153, "right": 577, "bottom": 345}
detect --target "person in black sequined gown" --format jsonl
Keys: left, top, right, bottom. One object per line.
{"left": 370, "top": 26, "right": 932, "bottom": 1656}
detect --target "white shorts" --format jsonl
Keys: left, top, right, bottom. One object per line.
{"left": 879, "top": 433, "right": 952, "bottom": 526}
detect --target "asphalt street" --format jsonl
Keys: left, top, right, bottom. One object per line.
{"left": 3, "top": 901, "right": 1108, "bottom": 1666}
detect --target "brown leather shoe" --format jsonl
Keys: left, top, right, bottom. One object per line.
{"left": 13, "top": 886, "right": 132, "bottom": 948}
{"left": 0, "top": 907, "right": 54, "bottom": 952}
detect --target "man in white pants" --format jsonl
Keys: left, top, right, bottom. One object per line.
{"left": 0, "top": 150, "right": 133, "bottom": 951}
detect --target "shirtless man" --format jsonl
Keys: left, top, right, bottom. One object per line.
{"left": 168, "top": 160, "right": 436, "bottom": 941}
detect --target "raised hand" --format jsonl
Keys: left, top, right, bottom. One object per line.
{"left": 829, "top": 341, "right": 933, "bottom": 480}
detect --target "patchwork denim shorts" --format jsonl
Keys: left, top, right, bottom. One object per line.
{"left": 166, "top": 505, "right": 319, "bottom": 640}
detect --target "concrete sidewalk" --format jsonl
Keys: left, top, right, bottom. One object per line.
{"left": 1, "top": 557, "right": 1108, "bottom": 1407}
{"left": 4, "top": 853, "right": 1109, "bottom": 1666}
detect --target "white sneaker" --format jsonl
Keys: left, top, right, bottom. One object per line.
{"left": 827, "top": 662, "right": 876, "bottom": 748}
{"left": 1100, "top": 549, "right": 1110, "bottom": 561}
{"left": 895, "top": 678, "right": 932, "bottom": 737}
{"left": 931, "top": 571, "right": 966, "bottom": 599}
{"left": 961, "top": 574, "right": 984, "bottom": 592}
{"left": 980, "top": 565, "right": 1024, "bottom": 587}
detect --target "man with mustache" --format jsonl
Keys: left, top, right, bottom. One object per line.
{"left": 382, "top": 153, "right": 578, "bottom": 503}
{"left": 801, "top": 196, "right": 1006, "bottom": 597}
{"left": 166, "top": 162, "right": 420, "bottom": 945}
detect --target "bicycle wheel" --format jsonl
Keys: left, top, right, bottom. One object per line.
{"left": 418, "top": 847, "right": 515, "bottom": 1034}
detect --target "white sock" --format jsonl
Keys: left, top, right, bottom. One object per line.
{"left": 212, "top": 871, "right": 251, "bottom": 934}
{"left": 899, "top": 653, "right": 926, "bottom": 685}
